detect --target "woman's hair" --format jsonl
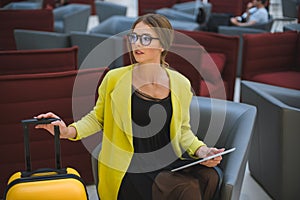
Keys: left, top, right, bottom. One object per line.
{"left": 128, "top": 13, "right": 174, "bottom": 68}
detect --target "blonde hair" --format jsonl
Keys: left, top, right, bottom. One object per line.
{"left": 128, "top": 13, "right": 174, "bottom": 68}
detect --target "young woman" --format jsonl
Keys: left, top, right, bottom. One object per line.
{"left": 36, "top": 13, "right": 224, "bottom": 200}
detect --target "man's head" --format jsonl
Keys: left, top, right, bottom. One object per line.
{"left": 253, "top": 0, "right": 267, "bottom": 6}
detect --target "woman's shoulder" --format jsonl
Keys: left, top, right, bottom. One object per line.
{"left": 105, "top": 65, "right": 133, "bottom": 79}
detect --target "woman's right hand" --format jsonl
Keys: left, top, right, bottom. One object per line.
{"left": 34, "top": 112, "right": 74, "bottom": 139}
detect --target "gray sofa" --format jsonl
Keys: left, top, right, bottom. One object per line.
{"left": 91, "top": 96, "right": 257, "bottom": 200}
{"left": 241, "top": 80, "right": 300, "bottom": 200}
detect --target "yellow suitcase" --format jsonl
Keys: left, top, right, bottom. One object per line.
{"left": 3, "top": 118, "right": 88, "bottom": 200}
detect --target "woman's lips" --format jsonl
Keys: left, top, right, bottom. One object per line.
{"left": 134, "top": 50, "right": 144, "bottom": 55}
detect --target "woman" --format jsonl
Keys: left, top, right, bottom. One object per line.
{"left": 36, "top": 13, "right": 224, "bottom": 200}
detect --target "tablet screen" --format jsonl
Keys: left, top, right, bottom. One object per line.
{"left": 171, "top": 147, "right": 236, "bottom": 172}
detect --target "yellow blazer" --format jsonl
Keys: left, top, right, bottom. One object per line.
{"left": 70, "top": 65, "right": 205, "bottom": 200}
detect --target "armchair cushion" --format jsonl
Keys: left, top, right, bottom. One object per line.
{"left": 251, "top": 71, "right": 300, "bottom": 90}
{"left": 202, "top": 53, "right": 226, "bottom": 82}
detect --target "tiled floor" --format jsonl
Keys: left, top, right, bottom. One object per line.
{"left": 86, "top": 0, "right": 297, "bottom": 199}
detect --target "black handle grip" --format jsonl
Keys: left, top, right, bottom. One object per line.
{"left": 21, "top": 118, "right": 62, "bottom": 172}
{"left": 21, "top": 168, "right": 67, "bottom": 178}
{"left": 21, "top": 118, "right": 61, "bottom": 125}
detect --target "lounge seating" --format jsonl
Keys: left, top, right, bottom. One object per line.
{"left": 1, "top": 0, "right": 43, "bottom": 10}
{"left": 53, "top": 3, "right": 91, "bottom": 33}
{"left": 0, "top": 67, "right": 108, "bottom": 198}
{"left": 91, "top": 95, "right": 257, "bottom": 200}
{"left": 218, "top": 26, "right": 267, "bottom": 77}
{"left": 208, "top": 0, "right": 245, "bottom": 16}
{"left": 95, "top": 1, "right": 127, "bottom": 23}
{"left": 241, "top": 31, "right": 300, "bottom": 90}
{"left": 13, "top": 29, "right": 125, "bottom": 68}
{"left": 155, "top": 2, "right": 212, "bottom": 30}
{"left": 0, "top": 46, "right": 78, "bottom": 74}
{"left": 241, "top": 80, "right": 300, "bottom": 200}
{"left": 70, "top": 31, "right": 124, "bottom": 68}
{"left": 14, "top": 29, "right": 71, "bottom": 50}
{"left": 0, "top": 9, "right": 54, "bottom": 50}
{"left": 167, "top": 30, "right": 239, "bottom": 100}
{"left": 283, "top": 23, "right": 300, "bottom": 32}
{"left": 138, "top": 0, "right": 177, "bottom": 15}
{"left": 69, "top": 0, "right": 96, "bottom": 15}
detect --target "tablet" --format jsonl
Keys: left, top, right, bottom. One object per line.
{"left": 171, "top": 147, "right": 236, "bottom": 172}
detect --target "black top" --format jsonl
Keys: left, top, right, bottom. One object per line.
{"left": 118, "top": 88, "right": 177, "bottom": 200}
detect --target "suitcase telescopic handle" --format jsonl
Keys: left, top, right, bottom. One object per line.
{"left": 21, "top": 118, "right": 62, "bottom": 172}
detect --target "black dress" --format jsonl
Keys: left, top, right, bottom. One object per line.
{"left": 118, "top": 88, "right": 185, "bottom": 200}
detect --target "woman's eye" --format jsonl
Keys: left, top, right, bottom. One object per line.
{"left": 143, "top": 36, "right": 151, "bottom": 41}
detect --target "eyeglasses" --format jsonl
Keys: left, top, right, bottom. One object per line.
{"left": 127, "top": 33, "right": 160, "bottom": 46}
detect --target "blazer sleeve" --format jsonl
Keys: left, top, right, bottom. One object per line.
{"left": 178, "top": 78, "right": 206, "bottom": 157}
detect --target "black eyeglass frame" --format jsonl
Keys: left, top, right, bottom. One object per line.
{"left": 127, "top": 33, "right": 160, "bottom": 46}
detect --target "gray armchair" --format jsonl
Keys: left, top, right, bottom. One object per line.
{"left": 89, "top": 15, "right": 136, "bottom": 37}
{"left": 91, "top": 96, "right": 257, "bottom": 200}
{"left": 95, "top": 1, "right": 127, "bottom": 23}
{"left": 1, "top": 0, "right": 43, "bottom": 10}
{"left": 53, "top": 3, "right": 91, "bottom": 33}
{"left": 155, "top": 2, "right": 212, "bottom": 30}
{"left": 14, "top": 29, "right": 70, "bottom": 50}
{"left": 90, "top": 15, "right": 200, "bottom": 37}
{"left": 241, "top": 80, "right": 300, "bottom": 200}
{"left": 70, "top": 31, "right": 124, "bottom": 69}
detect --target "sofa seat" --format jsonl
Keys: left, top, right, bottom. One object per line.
{"left": 251, "top": 71, "right": 300, "bottom": 90}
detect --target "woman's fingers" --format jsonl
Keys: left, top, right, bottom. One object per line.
{"left": 35, "top": 112, "right": 58, "bottom": 119}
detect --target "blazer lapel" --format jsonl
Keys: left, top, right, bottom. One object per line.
{"left": 110, "top": 66, "right": 133, "bottom": 146}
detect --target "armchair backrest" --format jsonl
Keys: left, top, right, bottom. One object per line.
{"left": 241, "top": 31, "right": 299, "bottom": 80}
{"left": 0, "top": 46, "right": 78, "bottom": 75}
{"left": 0, "top": 67, "right": 107, "bottom": 197}
{"left": 95, "top": 1, "right": 127, "bottom": 23}
{"left": 70, "top": 31, "right": 124, "bottom": 68}
{"left": 138, "top": 0, "right": 177, "bottom": 15}
{"left": 14, "top": 29, "right": 71, "bottom": 50}
{"left": 0, "top": 9, "right": 54, "bottom": 50}
{"left": 53, "top": 4, "right": 91, "bottom": 33}
{"left": 178, "top": 30, "right": 239, "bottom": 100}
{"left": 208, "top": 0, "right": 244, "bottom": 16}
{"left": 89, "top": 16, "right": 136, "bottom": 36}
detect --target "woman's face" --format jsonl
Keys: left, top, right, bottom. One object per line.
{"left": 130, "top": 21, "right": 163, "bottom": 65}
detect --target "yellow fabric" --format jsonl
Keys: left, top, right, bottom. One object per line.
{"left": 70, "top": 65, "right": 205, "bottom": 200}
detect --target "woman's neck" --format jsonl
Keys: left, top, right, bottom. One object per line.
{"left": 134, "top": 63, "right": 165, "bottom": 84}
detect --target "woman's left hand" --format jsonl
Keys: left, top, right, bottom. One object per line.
{"left": 196, "top": 146, "right": 225, "bottom": 167}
